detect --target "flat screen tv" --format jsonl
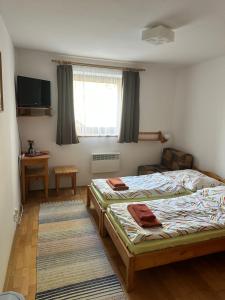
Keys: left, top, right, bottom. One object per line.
{"left": 17, "top": 76, "right": 51, "bottom": 107}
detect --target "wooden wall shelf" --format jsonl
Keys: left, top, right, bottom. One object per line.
{"left": 138, "top": 131, "right": 168, "bottom": 143}
{"left": 17, "top": 107, "right": 52, "bottom": 117}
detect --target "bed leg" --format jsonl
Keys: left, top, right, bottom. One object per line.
{"left": 86, "top": 186, "right": 91, "bottom": 207}
{"left": 126, "top": 257, "right": 135, "bottom": 292}
{"left": 101, "top": 224, "right": 108, "bottom": 238}
{"left": 99, "top": 212, "right": 107, "bottom": 237}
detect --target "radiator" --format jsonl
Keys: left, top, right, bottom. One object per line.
{"left": 91, "top": 152, "right": 120, "bottom": 173}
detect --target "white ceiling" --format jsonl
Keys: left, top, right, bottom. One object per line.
{"left": 1, "top": 0, "right": 225, "bottom": 65}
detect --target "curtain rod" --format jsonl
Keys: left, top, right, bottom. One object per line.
{"left": 51, "top": 59, "right": 145, "bottom": 72}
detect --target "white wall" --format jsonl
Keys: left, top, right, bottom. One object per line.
{"left": 0, "top": 16, "right": 21, "bottom": 290}
{"left": 173, "top": 55, "right": 225, "bottom": 177}
{"left": 16, "top": 48, "right": 176, "bottom": 188}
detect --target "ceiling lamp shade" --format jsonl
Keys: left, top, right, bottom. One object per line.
{"left": 142, "top": 25, "right": 175, "bottom": 45}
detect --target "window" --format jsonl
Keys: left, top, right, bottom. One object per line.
{"left": 73, "top": 66, "right": 122, "bottom": 136}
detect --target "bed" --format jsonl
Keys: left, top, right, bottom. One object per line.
{"left": 104, "top": 185, "right": 225, "bottom": 291}
{"left": 87, "top": 169, "right": 224, "bottom": 236}
{"left": 87, "top": 172, "right": 190, "bottom": 236}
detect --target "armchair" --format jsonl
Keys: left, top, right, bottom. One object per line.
{"left": 138, "top": 147, "right": 194, "bottom": 175}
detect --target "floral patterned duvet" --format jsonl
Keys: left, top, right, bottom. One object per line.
{"left": 92, "top": 173, "right": 187, "bottom": 200}
{"left": 108, "top": 186, "right": 225, "bottom": 244}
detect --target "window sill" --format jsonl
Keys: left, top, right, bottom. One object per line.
{"left": 78, "top": 135, "right": 118, "bottom": 138}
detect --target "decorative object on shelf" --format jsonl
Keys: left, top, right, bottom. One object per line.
{"left": 163, "top": 132, "right": 171, "bottom": 141}
{"left": 25, "top": 141, "right": 48, "bottom": 157}
{"left": 23, "top": 149, "right": 49, "bottom": 158}
{"left": 0, "top": 52, "right": 3, "bottom": 111}
{"left": 138, "top": 131, "right": 168, "bottom": 143}
{"left": 27, "top": 140, "right": 35, "bottom": 156}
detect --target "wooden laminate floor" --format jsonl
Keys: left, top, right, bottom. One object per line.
{"left": 4, "top": 187, "right": 225, "bottom": 300}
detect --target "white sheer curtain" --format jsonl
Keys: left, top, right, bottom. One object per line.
{"left": 73, "top": 66, "right": 122, "bottom": 136}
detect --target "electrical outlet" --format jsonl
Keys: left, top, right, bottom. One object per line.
{"left": 13, "top": 208, "right": 19, "bottom": 223}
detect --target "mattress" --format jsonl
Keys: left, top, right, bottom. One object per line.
{"left": 107, "top": 187, "right": 225, "bottom": 254}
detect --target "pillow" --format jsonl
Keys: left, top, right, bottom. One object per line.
{"left": 163, "top": 169, "right": 224, "bottom": 191}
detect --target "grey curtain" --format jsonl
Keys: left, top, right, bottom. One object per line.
{"left": 56, "top": 65, "right": 79, "bottom": 145}
{"left": 119, "top": 71, "right": 140, "bottom": 143}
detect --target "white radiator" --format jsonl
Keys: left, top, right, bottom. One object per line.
{"left": 91, "top": 152, "right": 120, "bottom": 173}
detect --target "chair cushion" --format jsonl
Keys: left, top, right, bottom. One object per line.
{"left": 138, "top": 164, "right": 169, "bottom": 175}
{"left": 161, "top": 148, "right": 193, "bottom": 170}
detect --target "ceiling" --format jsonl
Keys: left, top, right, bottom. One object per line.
{"left": 1, "top": 0, "right": 225, "bottom": 65}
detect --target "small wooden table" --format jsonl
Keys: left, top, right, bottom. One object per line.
{"left": 54, "top": 166, "right": 78, "bottom": 195}
{"left": 21, "top": 153, "right": 50, "bottom": 203}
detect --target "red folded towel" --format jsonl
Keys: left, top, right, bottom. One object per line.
{"left": 108, "top": 177, "right": 126, "bottom": 187}
{"left": 127, "top": 204, "right": 161, "bottom": 228}
{"left": 131, "top": 204, "right": 156, "bottom": 221}
{"left": 107, "top": 180, "right": 129, "bottom": 191}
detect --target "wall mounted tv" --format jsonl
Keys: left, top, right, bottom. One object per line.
{"left": 17, "top": 76, "right": 51, "bottom": 107}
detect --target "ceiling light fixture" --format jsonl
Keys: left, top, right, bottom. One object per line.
{"left": 142, "top": 25, "right": 175, "bottom": 45}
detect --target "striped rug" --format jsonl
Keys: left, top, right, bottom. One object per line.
{"left": 35, "top": 200, "right": 126, "bottom": 300}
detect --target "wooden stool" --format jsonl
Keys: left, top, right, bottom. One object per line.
{"left": 54, "top": 166, "right": 78, "bottom": 195}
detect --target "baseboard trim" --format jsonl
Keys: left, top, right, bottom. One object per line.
{"left": 3, "top": 222, "right": 18, "bottom": 291}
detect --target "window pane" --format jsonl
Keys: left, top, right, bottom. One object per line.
{"left": 73, "top": 66, "right": 122, "bottom": 136}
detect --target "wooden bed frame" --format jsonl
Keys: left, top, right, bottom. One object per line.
{"left": 87, "top": 170, "right": 225, "bottom": 291}
{"left": 104, "top": 213, "right": 225, "bottom": 292}
{"left": 87, "top": 185, "right": 107, "bottom": 236}
{"left": 86, "top": 170, "right": 225, "bottom": 237}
